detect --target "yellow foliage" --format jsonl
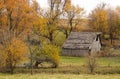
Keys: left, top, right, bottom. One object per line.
{"left": 0, "top": 50, "right": 6, "bottom": 69}
{"left": 89, "top": 4, "right": 108, "bottom": 33}
{"left": 5, "top": 38, "right": 28, "bottom": 65}
{"left": 33, "top": 18, "right": 47, "bottom": 34}
{"left": 38, "top": 44, "right": 60, "bottom": 65}
{"left": 44, "top": 45, "right": 59, "bottom": 63}
{"left": 33, "top": 17, "right": 58, "bottom": 42}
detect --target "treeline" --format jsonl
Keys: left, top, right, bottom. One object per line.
{"left": 89, "top": 3, "right": 120, "bottom": 44}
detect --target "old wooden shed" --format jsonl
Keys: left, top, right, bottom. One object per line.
{"left": 62, "top": 32, "right": 101, "bottom": 56}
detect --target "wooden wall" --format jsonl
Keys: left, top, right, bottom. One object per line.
{"left": 62, "top": 48, "right": 89, "bottom": 56}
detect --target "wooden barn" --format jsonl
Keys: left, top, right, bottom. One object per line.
{"left": 62, "top": 32, "right": 102, "bottom": 56}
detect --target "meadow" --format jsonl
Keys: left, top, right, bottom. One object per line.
{"left": 0, "top": 73, "right": 120, "bottom": 79}
{"left": 0, "top": 56, "right": 120, "bottom": 79}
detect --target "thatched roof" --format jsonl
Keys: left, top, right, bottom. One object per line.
{"left": 62, "top": 32, "right": 101, "bottom": 50}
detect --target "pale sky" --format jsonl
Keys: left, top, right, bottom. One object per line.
{"left": 37, "top": 0, "right": 120, "bottom": 15}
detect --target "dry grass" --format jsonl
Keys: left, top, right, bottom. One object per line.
{"left": 11, "top": 56, "right": 120, "bottom": 74}
{"left": 0, "top": 56, "right": 120, "bottom": 79}
{"left": 0, "top": 73, "right": 120, "bottom": 79}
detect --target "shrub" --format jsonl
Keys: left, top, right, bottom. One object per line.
{"left": 5, "top": 38, "right": 28, "bottom": 74}
{"left": 34, "top": 44, "right": 60, "bottom": 68}
{"left": 86, "top": 52, "right": 98, "bottom": 74}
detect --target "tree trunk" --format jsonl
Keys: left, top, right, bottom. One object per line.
{"left": 30, "top": 64, "right": 33, "bottom": 75}
{"left": 110, "top": 33, "right": 113, "bottom": 45}
{"left": 35, "top": 61, "right": 39, "bottom": 68}
{"left": 110, "top": 26, "right": 113, "bottom": 45}
{"left": 10, "top": 66, "right": 14, "bottom": 74}
{"left": 30, "top": 55, "right": 33, "bottom": 75}
{"left": 65, "top": 30, "right": 69, "bottom": 38}
{"left": 69, "top": 20, "right": 73, "bottom": 33}
{"left": 27, "top": 35, "right": 34, "bottom": 75}
{"left": 49, "top": 32, "right": 53, "bottom": 42}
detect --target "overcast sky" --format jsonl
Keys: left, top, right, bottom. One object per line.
{"left": 37, "top": 0, "right": 120, "bottom": 15}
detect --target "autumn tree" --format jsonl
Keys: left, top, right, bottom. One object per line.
{"left": 116, "top": 6, "right": 120, "bottom": 36}
{"left": 5, "top": 38, "right": 28, "bottom": 74}
{"left": 89, "top": 3, "right": 108, "bottom": 35}
{"left": 26, "top": 31, "right": 41, "bottom": 75}
{"left": 33, "top": 0, "right": 67, "bottom": 42}
{"left": 27, "top": 26, "right": 60, "bottom": 69}
{"left": 0, "top": 0, "right": 35, "bottom": 74}
{"left": 107, "top": 7, "right": 120, "bottom": 44}
{"left": 89, "top": 4, "right": 120, "bottom": 45}
{"left": 31, "top": 0, "right": 65, "bottom": 68}
{"left": 58, "top": 0, "right": 84, "bottom": 38}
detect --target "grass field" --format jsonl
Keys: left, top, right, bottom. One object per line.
{"left": 0, "top": 56, "right": 120, "bottom": 79}
{"left": 0, "top": 73, "right": 120, "bottom": 79}
{"left": 61, "top": 56, "right": 120, "bottom": 66}
{"left": 9, "top": 56, "right": 120, "bottom": 74}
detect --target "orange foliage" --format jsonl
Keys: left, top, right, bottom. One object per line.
{"left": 89, "top": 3, "right": 108, "bottom": 33}
{"left": 5, "top": 38, "right": 28, "bottom": 65}
{"left": 0, "top": 0, "right": 37, "bottom": 73}
{"left": 0, "top": 0, "right": 36, "bottom": 37}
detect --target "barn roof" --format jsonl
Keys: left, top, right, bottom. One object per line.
{"left": 62, "top": 32, "right": 101, "bottom": 50}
